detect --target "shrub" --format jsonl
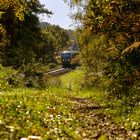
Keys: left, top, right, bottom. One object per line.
{"left": 0, "top": 64, "right": 17, "bottom": 90}
{"left": 0, "top": 63, "right": 49, "bottom": 90}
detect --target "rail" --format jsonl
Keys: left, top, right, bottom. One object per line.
{"left": 45, "top": 68, "right": 72, "bottom": 76}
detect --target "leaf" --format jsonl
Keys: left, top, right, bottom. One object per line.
{"left": 0, "top": 11, "right": 5, "bottom": 18}
{"left": 122, "top": 42, "right": 140, "bottom": 55}
{"left": 98, "top": 134, "right": 108, "bottom": 140}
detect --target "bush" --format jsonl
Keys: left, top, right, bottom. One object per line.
{"left": 20, "top": 63, "right": 49, "bottom": 88}
{"left": 0, "top": 63, "right": 49, "bottom": 90}
{"left": 0, "top": 64, "right": 18, "bottom": 90}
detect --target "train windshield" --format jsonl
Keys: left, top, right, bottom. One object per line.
{"left": 61, "top": 53, "right": 71, "bottom": 58}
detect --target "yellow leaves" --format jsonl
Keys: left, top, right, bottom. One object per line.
{"left": 0, "top": 11, "right": 5, "bottom": 18}
{"left": 0, "top": 24, "right": 7, "bottom": 43}
{"left": 122, "top": 42, "right": 140, "bottom": 55}
{"left": 87, "top": 25, "right": 92, "bottom": 32}
{"left": 98, "top": 134, "right": 108, "bottom": 140}
{"left": 21, "top": 136, "right": 42, "bottom": 140}
{"left": 0, "top": 0, "right": 27, "bottom": 21}
{"left": 15, "top": 11, "right": 25, "bottom": 21}
{"left": 0, "top": 24, "right": 6, "bottom": 34}
{"left": 0, "top": 0, "right": 28, "bottom": 49}
{"left": 88, "top": 10, "right": 94, "bottom": 17}
{"left": 0, "top": 0, "right": 16, "bottom": 9}
{"left": 13, "top": 3, "right": 26, "bottom": 21}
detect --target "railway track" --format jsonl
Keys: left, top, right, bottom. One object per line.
{"left": 45, "top": 67, "right": 72, "bottom": 76}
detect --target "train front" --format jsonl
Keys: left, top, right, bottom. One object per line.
{"left": 61, "top": 51, "right": 71, "bottom": 67}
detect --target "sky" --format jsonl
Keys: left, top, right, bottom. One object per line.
{"left": 39, "top": 0, "right": 74, "bottom": 29}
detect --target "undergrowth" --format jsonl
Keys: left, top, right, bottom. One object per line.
{"left": 0, "top": 67, "right": 140, "bottom": 139}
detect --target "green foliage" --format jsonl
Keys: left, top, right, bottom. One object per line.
{"left": 0, "top": 65, "right": 22, "bottom": 90}
{"left": 46, "top": 77, "right": 62, "bottom": 88}
{"left": 0, "top": 0, "right": 53, "bottom": 67}
{"left": 60, "top": 68, "right": 84, "bottom": 90}
{"left": 65, "top": 0, "right": 140, "bottom": 97}
{"left": 79, "top": 34, "right": 108, "bottom": 72}
{"left": 0, "top": 64, "right": 50, "bottom": 90}
{"left": 42, "top": 23, "right": 69, "bottom": 51}
{"left": 21, "top": 63, "right": 49, "bottom": 88}
{"left": 0, "top": 64, "right": 17, "bottom": 90}
{"left": 0, "top": 88, "right": 81, "bottom": 139}
{"left": 0, "top": 69, "right": 140, "bottom": 139}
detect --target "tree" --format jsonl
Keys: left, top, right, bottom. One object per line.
{"left": 0, "top": 0, "right": 26, "bottom": 52}
{"left": 0, "top": 0, "right": 52, "bottom": 67}
{"left": 38, "top": 23, "right": 70, "bottom": 64}
{"left": 43, "top": 24, "right": 69, "bottom": 51}
{"left": 65, "top": 0, "right": 140, "bottom": 96}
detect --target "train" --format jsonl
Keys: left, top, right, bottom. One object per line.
{"left": 61, "top": 50, "right": 79, "bottom": 67}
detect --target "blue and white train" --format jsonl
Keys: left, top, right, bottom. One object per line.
{"left": 61, "top": 50, "right": 79, "bottom": 67}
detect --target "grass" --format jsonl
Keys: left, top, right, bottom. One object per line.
{"left": 0, "top": 88, "right": 81, "bottom": 139}
{"left": 60, "top": 69, "right": 140, "bottom": 137}
{"left": 1, "top": 68, "right": 140, "bottom": 139}
{"left": 60, "top": 68, "right": 85, "bottom": 90}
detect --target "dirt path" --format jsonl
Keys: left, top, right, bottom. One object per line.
{"left": 70, "top": 97, "right": 134, "bottom": 140}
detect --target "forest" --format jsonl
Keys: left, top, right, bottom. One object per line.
{"left": 0, "top": 0, "right": 140, "bottom": 139}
